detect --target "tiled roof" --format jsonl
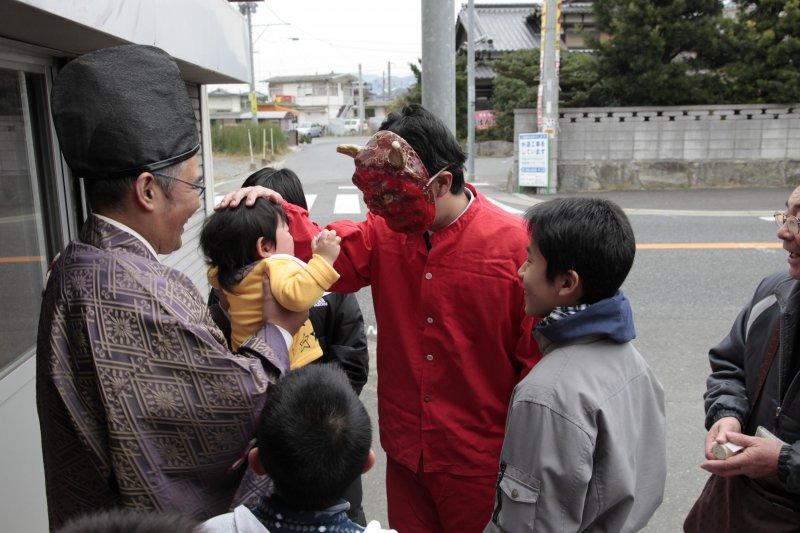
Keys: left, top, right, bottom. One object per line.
{"left": 456, "top": 2, "right": 594, "bottom": 53}
{"left": 475, "top": 64, "right": 496, "bottom": 80}
{"left": 458, "top": 4, "right": 539, "bottom": 53}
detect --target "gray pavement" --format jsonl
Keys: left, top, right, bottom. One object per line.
{"left": 212, "top": 140, "right": 794, "bottom": 532}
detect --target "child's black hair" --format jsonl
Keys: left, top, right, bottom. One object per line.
{"left": 242, "top": 167, "right": 307, "bottom": 210}
{"left": 524, "top": 197, "right": 636, "bottom": 304}
{"left": 256, "top": 364, "right": 372, "bottom": 510}
{"left": 199, "top": 198, "right": 288, "bottom": 291}
{"left": 379, "top": 104, "right": 466, "bottom": 195}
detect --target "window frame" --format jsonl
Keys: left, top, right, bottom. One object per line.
{"left": 0, "top": 49, "right": 74, "bottom": 381}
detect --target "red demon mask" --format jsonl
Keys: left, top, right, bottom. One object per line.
{"left": 337, "top": 130, "right": 444, "bottom": 234}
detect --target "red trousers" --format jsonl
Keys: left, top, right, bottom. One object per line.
{"left": 386, "top": 456, "right": 497, "bottom": 533}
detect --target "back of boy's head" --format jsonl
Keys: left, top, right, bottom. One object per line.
{"left": 256, "top": 364, "right": 372, "bottom": 510}
{"left": 379, "top": 104, "right": 466, "bottom": 195}
{"left": 243, "top": 167, "right": 308, "bottom": 210}
{"left": 525, "top": 197, "right": 635, "bottom": 304}
{"left": 199, "top": 198, "right": 288, "bottom": 290}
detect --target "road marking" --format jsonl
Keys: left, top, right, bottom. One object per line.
{"left": 637, "top": 242, "right": 782, "bottom": 250}
{"left": 333, "top": 194, "right": 361, "bottom": 214}
{"left": 759, "top": 216, "right": 774, "bottom": 222}
{"left": 0, "top": 255, "right": 44, "bottom": 264}
{"left": 213, "top": 194, "right": 224, "bottom": 205}
{"left": 338, "top": 185, "right": 358, "bottom": 190}
{"left": 305, "top": 194, "right": 317, "bottom": 211}
{"left": 485, "top": 196, "right": 524, "bottom": 215}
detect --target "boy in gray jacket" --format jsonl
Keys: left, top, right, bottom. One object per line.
{"left": 485, "top": 198, "right": 666, "bottom": 532}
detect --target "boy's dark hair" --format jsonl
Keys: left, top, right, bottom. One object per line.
{"left": 57, "top": 509, "right": 198, "bottom": 533}
{"left": 379, "top": 104, "right": 466, "bottom": 195}
{"left": 256, "top": 364, "right": 372, "bottom": 510}
{"left": 525, "top": 197, "right": 635, "bottom": 304}
{"left": 200, "top": 198, "right": 288, "bottom": 290}
{"left": 242, "top": 167, "right": 307, "bottom": 210}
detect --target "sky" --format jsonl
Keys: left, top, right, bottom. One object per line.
{"left": 218, "top": 0, "right": 537, "bottom": 93}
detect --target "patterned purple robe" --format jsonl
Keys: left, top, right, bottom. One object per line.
{"left": 36, "top": 215, "right": 288, "bottom": 529}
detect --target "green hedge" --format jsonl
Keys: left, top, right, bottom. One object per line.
{"left": 211, "top": 123, "right": 287, "bottom": 155}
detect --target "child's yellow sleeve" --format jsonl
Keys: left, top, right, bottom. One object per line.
{"left": 267, "top": 255, "right": 340, "bottom": 312}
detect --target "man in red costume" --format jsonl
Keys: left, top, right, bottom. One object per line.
{"left": 219, "top": 104, "right": 539, "bottom": 532}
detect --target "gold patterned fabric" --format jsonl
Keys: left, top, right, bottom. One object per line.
{"left": 36, "top": 215, "right": 288, "bottom": 530}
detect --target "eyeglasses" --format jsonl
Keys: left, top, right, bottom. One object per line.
{"left": 152, "top": 172, "right": 206, "bottom": 197}
{"left": 774, "top": 211, "right": 799, "bottom": 235}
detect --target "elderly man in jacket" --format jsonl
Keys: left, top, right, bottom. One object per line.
{"left": 686, "top": 186, "right": 800, "bottom": 530}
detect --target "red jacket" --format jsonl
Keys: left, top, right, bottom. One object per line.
{"left": 285, "top": 184, "right": 540, "bottom": 476}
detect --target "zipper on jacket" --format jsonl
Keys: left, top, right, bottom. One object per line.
{"left": 491, "top": 461, "right": 507, "bottom": 524}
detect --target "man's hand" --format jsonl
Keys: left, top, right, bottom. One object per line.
{"left": 262, "top": 273, "right": 307, "bottom": 335}
{"left": 700, "top": 432, "right": 783, "bottom": 478}
{"left": 215, "top": 186, "right": 283, "bottom": 210}
{"left": 705, "top": 416, "right": 742, "bottom": 460}
{"left": 312, "top": 229, "right": 341, "bottom": 265}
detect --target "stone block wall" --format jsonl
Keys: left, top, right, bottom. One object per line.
{"left": 514, "top": 105, "right": 800, "bottom": 191}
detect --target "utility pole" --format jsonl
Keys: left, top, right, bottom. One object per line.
{"left": 358, "top": 63, "right": 365, "bottom": 134}
{"left": 466, "top": 0, "right": 476, "bottom": 183}
{"left": 421, "top": 0, "right": 455, "bottom": 133}
{"left": 238, "top": 1, "right": 259, "bottom": 124}
{"left": 387, "top": 61, "right": 392, "bottom": 100}
{"left": 538, "top": 0, "right": 561, "bottom": 192}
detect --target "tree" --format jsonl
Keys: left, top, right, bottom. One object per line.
{"left": 721, "top": 0, "right": 800, "bottom": 103}
{"left": 489, "top": 49, "right": 539, "bottom": 141}
{"left": 488, "top": 49, "right": 600, "bottom": 141}
{"left": 587, "top": 0, "right": 727, "bottom": 106}
{"left": 396, "top": 58, "right": 470, "bottom": 140}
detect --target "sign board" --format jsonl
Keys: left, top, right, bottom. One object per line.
{"left": 475, "top": 110, "right": 496, "bottom": 130}
{"left": 518, "top": 132, "right": 549, "bottom": 187}
{"left": 250, "top": 91, "right": 258, "bottom": 114}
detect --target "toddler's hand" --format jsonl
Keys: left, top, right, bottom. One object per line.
{"left": 312, "top": 229, "right": 341, "bottom": 264}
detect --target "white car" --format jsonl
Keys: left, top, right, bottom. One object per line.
{"left": 343, "top": 118, "right": 362, "bottom": 134}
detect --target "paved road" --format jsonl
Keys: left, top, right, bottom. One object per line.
{"left": 213, "top": 137, "right": 794, "bottom": 531}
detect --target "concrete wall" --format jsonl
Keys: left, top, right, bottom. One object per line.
{"left": 514, "top": 104, "right": 800, "bottom": 191}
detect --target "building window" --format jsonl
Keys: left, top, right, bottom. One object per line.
{"left": 0, "top": 67, "right": 58, "bottom": 374}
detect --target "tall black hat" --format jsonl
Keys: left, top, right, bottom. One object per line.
{"left": 51, "top": 44, "right": 199, "bottom": 179}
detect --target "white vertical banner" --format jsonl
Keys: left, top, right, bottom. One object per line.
{"left": 518, "top": 132, "right": 549, "bottom": 187}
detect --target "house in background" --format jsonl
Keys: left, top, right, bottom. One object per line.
{"left": 455, "top": 2, "right": 598, "bottom": 109}
{"left": 207, "top": 87, "right": 270, "bottom": 113}
{"left": 0, "top": 1, "right": 252, "bottom": 530}
{"left": 208, "top": 88, "right": 298, "bottom": 130}
{"left": 264, "top": 73, "right": 359, "bottom": 126}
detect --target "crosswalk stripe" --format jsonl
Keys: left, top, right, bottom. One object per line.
{"left": 305, "top": 194, "right": 317, "bottom": 211}
{"left": 338, "top": 185, "right": 358, "bottom": 190}
{"left": 485, "top": 196, "right": 524, "bottom": 215}
{"left": 333, "top": 194, "right": 362, "bottom": 214}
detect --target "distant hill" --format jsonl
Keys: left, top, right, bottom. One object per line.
{"left": 361, "top": 73, "right": 416, "bottom": 98}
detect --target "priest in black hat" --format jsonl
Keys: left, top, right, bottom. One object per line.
{"left": 36, "top": 44, "right": 305, "bottom": 529}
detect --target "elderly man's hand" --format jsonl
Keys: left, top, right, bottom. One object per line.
{"left": 700, "top": 432, "right": 783, "bottom": 478}
{"left": 215, "top": 186, "right": 283, "bottom": 210}
{"left": 261, "top": 273, "right": 307, "bottom": 336}
{"left": 705, "top": 416, "right": 742, "bottom": 460}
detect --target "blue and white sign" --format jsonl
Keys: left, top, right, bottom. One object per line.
{"left": 518, "top": 132, "right": 549, "bottom": 187}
